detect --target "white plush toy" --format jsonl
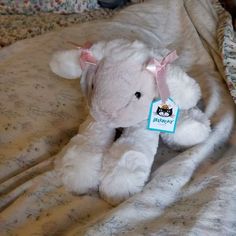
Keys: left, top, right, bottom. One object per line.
{"left": 50, "top": 39, "right": 211, "bottom": 205}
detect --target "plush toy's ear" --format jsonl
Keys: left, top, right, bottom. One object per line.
{"left": 50, "top": 49, "right": 83, "bottom": 79}
{"left": 166, "top": 65, "right": 201, "bottom": 109}
{"left": 49, "top": 48, "right": 97, "bottom": 80}
{"left": 49, "top": 41, "right": 107, "bottom": 79}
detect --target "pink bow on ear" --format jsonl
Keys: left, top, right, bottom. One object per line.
{"left": 146, "top": 50, "right": 178, "bottom": 103}
{"left": 79, "top": 49, "right": 97, "bottom": 70}
{"left": 67, "top": 41, "right": 97, "bottom": 70}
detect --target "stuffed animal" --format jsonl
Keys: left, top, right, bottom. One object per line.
{"left": 50, "top": 39, "right": 211, "bottom": 205}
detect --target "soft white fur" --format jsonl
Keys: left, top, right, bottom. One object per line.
{"left": 50, "top": 39, "right": 211, "bottom": 205}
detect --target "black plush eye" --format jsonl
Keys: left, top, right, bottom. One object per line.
{"left": 91, "top": 83, "right": 94, "bottom": 90}
{"left": 135, "top": 92, "right": 142, "bottom": 99}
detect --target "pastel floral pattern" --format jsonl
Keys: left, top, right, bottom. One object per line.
{"left": 216, "top": 2, "right": 236, "bottom": 103}
{"left": 0, "top": 0, "right": 99, "bottom": 14}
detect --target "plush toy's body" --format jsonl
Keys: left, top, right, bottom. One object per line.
{"left": 50, "top": 39, "right": 210, "bottom": 205}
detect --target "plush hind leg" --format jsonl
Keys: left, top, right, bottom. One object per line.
{"left": 161, "top": 108, "right": 211, "bottom": 149}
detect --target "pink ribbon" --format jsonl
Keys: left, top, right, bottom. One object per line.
{"left": 79, "top": 50, "right": 97, "bottom": 70}
{"left": 146, "top": 50, "right": 178, "bottom": 103}
{"left": 67, "top": 41, "right": 97, "bottom": 70}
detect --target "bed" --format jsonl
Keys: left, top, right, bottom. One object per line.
{"left": 0, "top": 0, "right": 236, "bottom": 235}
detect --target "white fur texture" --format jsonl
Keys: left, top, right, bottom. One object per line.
{"left": 55, "top": 115, "right": 115, "bottom": 194}
{"left": 51, "top": 39, "right": 211, "bottom": 205}
{"left": 100, "top": 121, "right": 159, "bottom": 205}
{"left": 50, "top": 50, "right": 82, "bottom": 79}
{"left": 56, "top": 144, "right": 103, "bottom": 193}
{"left": 161, "top": 108, "right": 211, "bottom": 149}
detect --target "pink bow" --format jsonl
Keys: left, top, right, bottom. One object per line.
{"left": 79, "top": 49, "right": 97, "bottom": 70}
{"left": 146, "top": 50, "right": 178, "bottom": 103}
{"left": 67, "top": 41, "right": 97, "bottom": 70}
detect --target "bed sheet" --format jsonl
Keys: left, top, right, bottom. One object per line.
{"left": 0, "top": 0, "right": 236, "bottom": 235}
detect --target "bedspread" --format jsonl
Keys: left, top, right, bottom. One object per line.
{"left": 0, "top": 0, "right": 236, "bottom": 235}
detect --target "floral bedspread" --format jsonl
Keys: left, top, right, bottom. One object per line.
{"left": 0, "top": 0, "right": 98, "bottom": 14}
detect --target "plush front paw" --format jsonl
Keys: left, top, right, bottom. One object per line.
{"left": 99, "top": 150, "right": 150, "bottom": 206}
{"left": 55, "top": 145, "right": 102, "bottom": 194}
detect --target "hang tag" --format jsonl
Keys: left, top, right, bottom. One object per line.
{"left": 147, "top": 98, "right": 179, "bottom": 133}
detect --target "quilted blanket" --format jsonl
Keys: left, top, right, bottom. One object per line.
{"left": 0, "top": 0, "right": 236, "bottom": 235}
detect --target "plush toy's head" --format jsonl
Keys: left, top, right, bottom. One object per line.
{"left": 50, "top": 39, "right": 201, "bottom": 128}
